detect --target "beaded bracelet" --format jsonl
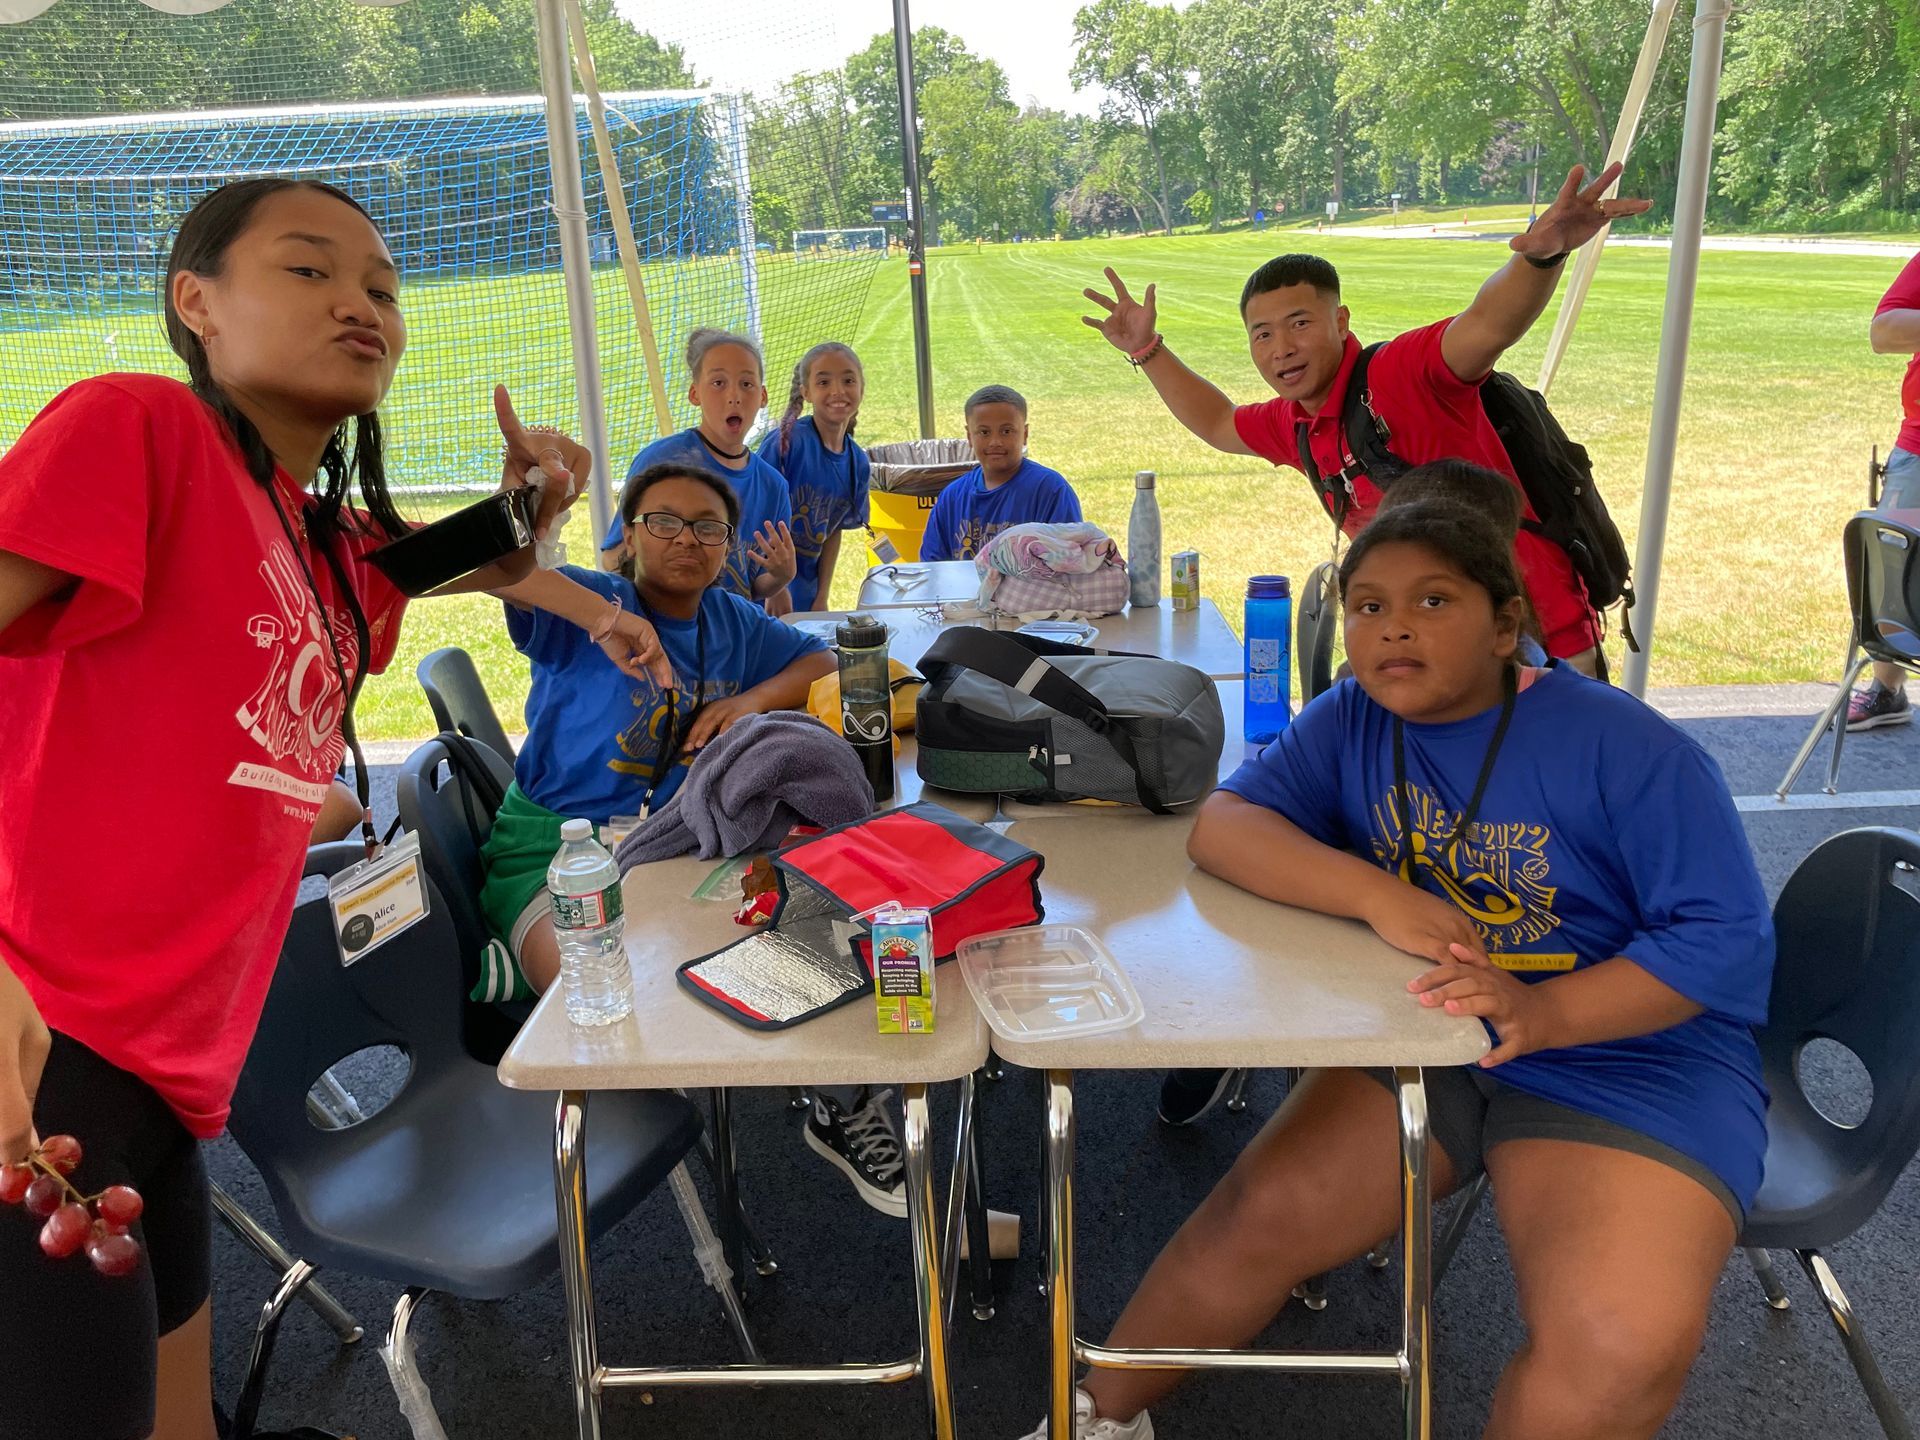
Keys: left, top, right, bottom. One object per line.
{"left": 1128, "top": 333, "right": 1165, "bottom": 367}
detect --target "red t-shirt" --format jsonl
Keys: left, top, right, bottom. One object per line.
{"left": 0, "top": 376, "right": 407, "bottom": 1138}
{"left": 1877, "top": 252, "right": 1920, "bottom": 455}
{"left": 1234, "top": 318, "right": 1598, "bottom": 658}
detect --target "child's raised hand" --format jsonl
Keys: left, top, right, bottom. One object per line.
{"left": 493, "top": 384, "right": 590, "bottom": 543}
{"left": 748, "top": 520, "right": 797, "bottom": 589}
{"left": 1081, "top": 267, "right": 1158, "bottom": 357}
{"left": 1407, "top": 943, "right": 1552, "bottom": 1067}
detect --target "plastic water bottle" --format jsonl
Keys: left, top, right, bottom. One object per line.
{"left": 548, "top": 818, "right": 633, "bottom": 1026}
{"left": 837, "top": 613, "right": 895, "bottom": 802}
{"left": 1128, "top": 470, "right": 1161, "bottom": 608}
{"left": 1244, "top": 575, "right": 1292, "bottom": 744}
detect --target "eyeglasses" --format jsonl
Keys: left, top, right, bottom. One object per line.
{"left": 630, "top": 511, "right": 734, "bottom": 546}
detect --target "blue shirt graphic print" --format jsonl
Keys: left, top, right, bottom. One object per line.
{"left": 506, "top": 566, "right": 826, "bottom": 821}
{"left": 921, "top": 458, "right": 1082, "bottom": 562}
{"left": 607, "top": 429, "right": 793, "bottom": 601}
{"left": 1219, "top": 665, "right": 1777, "bottom": 1211}
{"left": 757, "top": 417, "right": 870, "bottom": 611}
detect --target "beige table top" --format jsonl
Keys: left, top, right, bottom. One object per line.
{"left": 788, "top": 599, "right": 1245, "bottom": 682}
{"left": 980, "top": 808, "right": 1490, "bottom": 1073}
{"left": 858, "top": 560, "right": 982, "bottom": 609}
{"left": 497, "top": 842, "right": 992, "bottom": 1092}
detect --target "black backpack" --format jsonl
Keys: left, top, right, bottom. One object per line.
{"left": 1293, "top": 342, "right": 1636, "bottom": 649}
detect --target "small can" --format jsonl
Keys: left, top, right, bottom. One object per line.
{"left": 1171, "top": 550, "right": 1201, "bottom": 610}
{"left": 869, "top": 903, "right": 936, "bottom": 1034}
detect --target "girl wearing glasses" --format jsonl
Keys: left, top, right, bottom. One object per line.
{"left": 479, "top": 461, "right": 834, "bottom": 998}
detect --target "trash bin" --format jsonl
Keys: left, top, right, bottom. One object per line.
{"left": 865, "top": 439, "right": 974, "bottom": 564}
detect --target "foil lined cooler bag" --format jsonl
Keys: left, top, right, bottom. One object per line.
{"left": 914, "top": 627, "right": 1225, "bottom": 814}
{"left": 676, "top": 801, "right": 1044, "bottom": 1029}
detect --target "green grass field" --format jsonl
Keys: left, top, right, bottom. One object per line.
{"left": 8, "top": 231, "right": 1906, "bottom": 740}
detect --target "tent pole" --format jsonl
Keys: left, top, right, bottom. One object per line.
{"left": 1620, "top": 0, "right": 1732, "bottom": 696}
{"left": 533, "top": 0, "right": 614, "bottom": 546}
{"left": 893, "top": 0, "right": 937, "bottom": 439}
{"left": 1536, "top": 0, "right": 1683, "bottom": 398}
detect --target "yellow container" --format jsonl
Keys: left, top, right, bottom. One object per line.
{"left": 867, "top": 487, "right": 940, "bottom": 565}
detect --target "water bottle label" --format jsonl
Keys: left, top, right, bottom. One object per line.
{"left": 1249, "top": 673, "right": 1281, "bottom": 704}
{"left": 552, "top": 882, "right": 624, "bottom": 931}
{"left": 1250, "top": 638, "right": 1282, "bottom": 673}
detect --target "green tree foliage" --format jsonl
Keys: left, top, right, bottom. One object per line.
{"left": 1070, "top": 0, "right": 1189, "bottom": 232}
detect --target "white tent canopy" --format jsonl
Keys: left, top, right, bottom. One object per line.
{"left": 1, "top": 0, "right": 1735, "bottom": 688}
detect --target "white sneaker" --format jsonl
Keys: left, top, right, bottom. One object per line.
{"left": 1013, "top": 1388, "right": 1155, "bottom": 1439}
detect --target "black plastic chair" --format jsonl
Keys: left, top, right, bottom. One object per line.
{"left": 1741, "top": 827, "right": 1920, "bottom": 1437}
{"left": 1294, "top": 559, "right": 1339, "bottom": 707}
{"left": 1778, "top": 512, "right": 1920, "bottom": 797}
{"left": 417, "top": 645, "right": 515, "bottom": 762}
{"left": 223, "top": 842, "right": 703, "bottom": 1439}
{"left": 393, "top": 734, "right": 527, "bottom": 1060}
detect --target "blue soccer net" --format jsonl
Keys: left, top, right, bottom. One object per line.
{"left": 0, "top": 0, "right": 886, "bottom": 497}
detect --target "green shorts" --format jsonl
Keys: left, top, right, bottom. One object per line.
{"left": 474, "top": 782, "right": 569, "bottom": 1003}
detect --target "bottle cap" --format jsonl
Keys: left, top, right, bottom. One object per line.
{"left": 1246, "top": 574, "right": 1291, "bottom": 599}
{"left": 1134, "top": 470, "right": 1156, "bottom": 489}
{"left": 836, "top": 613, "right": 890, "bottom": 651}
{"left": 561, "top": 818, "right": 592, "bottom": 842}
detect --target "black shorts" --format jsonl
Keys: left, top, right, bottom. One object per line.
{"left": 0, "top": 1031, "right": 211, "bottom": 1440}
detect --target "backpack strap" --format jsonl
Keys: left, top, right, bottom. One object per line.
{"left": 918, "top": 627, "right": 1171, "bottom": 813}
{"left": 435, "top": 728, "right": 509, "bottom": 833}
{"left": 1293, "top": 342, "right": 1406, "bottom": 526}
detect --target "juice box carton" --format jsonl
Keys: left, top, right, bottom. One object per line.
{"left": 869, "top": 903, "right": 935, "bottom": 1034}
{"left": 1171, "top": 550, "right": 1201, "bottom": 610}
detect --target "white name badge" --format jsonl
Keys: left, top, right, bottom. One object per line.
{"left": 327, "top": 831, "right": 430, "bottom": 966}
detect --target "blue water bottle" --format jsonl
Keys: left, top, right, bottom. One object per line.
{"left": 1244, "top": 575, "right": 1292, "bottom": 744}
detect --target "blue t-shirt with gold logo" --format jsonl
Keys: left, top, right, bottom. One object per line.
{"left": 922, "top": 458, "right": 1082, "bottom": 562}
{"left": 757, "top": 417, "right": 870, "bottom": 611}
{"left": 506, "top": 566, "right": 825, "bottom": 821}
{"left": 1221, "top": 665, "right": 1775, "bottom": 1210}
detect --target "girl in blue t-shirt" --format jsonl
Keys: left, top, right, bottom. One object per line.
{"left": 484, "top": 462, "right": 832, "bottom": 999}
{"left": 600, "top": 327, "right": 797, "bottom": 611}
{"left": 1037, "top": 461, "right": 1776, "bottom": 1440}
{"left": 758, "top": 341, "right": 871, "bottom": 612}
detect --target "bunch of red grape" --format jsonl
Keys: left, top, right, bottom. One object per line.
{"left": 0, "top": 1136, "right": 143, "bottom": 1276}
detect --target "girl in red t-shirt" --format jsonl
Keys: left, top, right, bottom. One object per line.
{"left": 0, "top": 179, "right": 633, "bottom": 1440}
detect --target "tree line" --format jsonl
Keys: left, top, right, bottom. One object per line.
{"left": 749, "top": 0, "right": 1920, "bottom": 247}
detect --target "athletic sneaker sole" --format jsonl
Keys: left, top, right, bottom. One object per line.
{"left": 1847, "top": 708, "right": 1914, "bottom": 732}
{"left": 804, "top": 1123, "right": 909, "bottom": 1218}
{"left": 1156, "top": 1068, "right": 1236, "bottom": 1127}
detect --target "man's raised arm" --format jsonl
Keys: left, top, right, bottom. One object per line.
{"left": 1083, "top": 267, "right": 1255, "bottom": 456}
{"left": 1440, "top": 163, "right": 1652, "bottom": 384}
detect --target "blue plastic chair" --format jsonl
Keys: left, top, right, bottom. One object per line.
{"left": 222, "top": 842, "right": 702, "bottom": 1439}
{"left": 417, "top": 645, "right": 516, "bottom": 762}
{"left": 1742, "top": 826, "right": 1920, "bottom": 1438}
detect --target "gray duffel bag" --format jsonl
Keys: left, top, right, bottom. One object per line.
{"left": 914, "top": 627, "right": 1225, "bottom": 814}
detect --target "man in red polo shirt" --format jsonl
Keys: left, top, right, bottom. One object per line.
{"left": 1083, "top": 163, "right": 1649, "bottom": 672}
{"left": 1845, "top": 250, "right": 1920, "bottom": 731}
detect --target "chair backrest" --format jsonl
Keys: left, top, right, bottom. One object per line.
{"left": 1764, "top": 827, "right": 1920, "bottom": 1197}
{"left": 416, "top": 646, "right": 515, "bottom": 761}
{"left": 1295, "top": 560, "right": 1338, "bottom": 705}
{"left": 394, "top": 735, "right": 514, "bottom": 969}
{"left": 1843, "top": 512, "right": 1920, "bottom": 668}
{"left": 227, "top": 843, "right": 473, "bottom": 1162}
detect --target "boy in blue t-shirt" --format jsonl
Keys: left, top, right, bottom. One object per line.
{"left": 921, "top": 384, "right": 1082, "bottom": 562}
{"left": 1030, "top": 460, "right": 1775, "bottom": 1440}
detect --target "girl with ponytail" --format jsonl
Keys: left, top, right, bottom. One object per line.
{"left": 756, "top": 341, "right": 869, "bottom": 611}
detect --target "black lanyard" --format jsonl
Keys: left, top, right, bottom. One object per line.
{"left": 264, "top": 481, "right": 379, "bottom": 855}
{"left": 633, "top": 595, "right": 707, "bottom": 817}
{"left": 1391, "top": 666, "right": 1517, "bottom": 883}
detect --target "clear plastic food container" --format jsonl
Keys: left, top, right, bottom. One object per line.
{"left": 956, "top": 923, "right": 1144, "bottom": 1042}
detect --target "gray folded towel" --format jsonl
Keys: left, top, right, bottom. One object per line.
{"left": 615, "top": 709, "right": 876, "bottom": 868}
